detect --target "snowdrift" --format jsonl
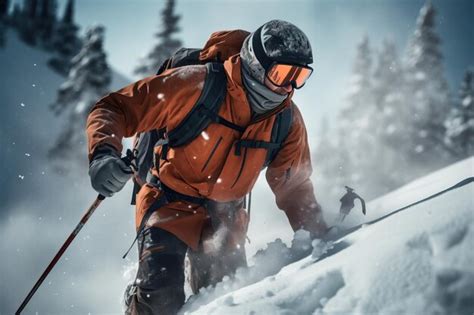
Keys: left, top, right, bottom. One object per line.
{"left": 182, "top": 157, "right": 474, "bottom": 314}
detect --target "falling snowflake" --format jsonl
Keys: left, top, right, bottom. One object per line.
{"left": 18, "top": 175, "right": 25, "bottom": 180}
{"left": 157, "top": 93, "right": 165, "bottom": 100}
{"left": 201, "top": 131, "right": 210, "bottom": 141}
{"left": 25, "top": 153, "right": 31, "bottom": 157}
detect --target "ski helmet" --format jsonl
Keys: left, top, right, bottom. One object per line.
{"left": 240, "top": 19, "right": 314, "bottom": 87}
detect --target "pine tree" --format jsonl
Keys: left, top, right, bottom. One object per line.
{"left": 337, "top": 36, "right": 380, "bottom": 198}
{"left": 49, "top": 25, "right": 111, "bottom": 165}
{"left": 9, "top": 3, "right": 21, "bottom": 28}
{"left": 135, "top": 0, "right": 182, "bottom": 76}
{"left": 0, "top": 0, "right": 7, "bottom": 47}
{"left": 371, "top": 40, "right": 410, "bottom": 191}
{"left": 48, "top": 0, "right": 80, "bottom": 75}
{"left": 37, "top": 0, "right": 57, "bottom": 49}
{"left": 0, "top": 19, "right": 5, "bottom": 48}
{"left": 0, "top": 0, "right": 9, "bottom": 17}
{"left": 313, "top": 118, "right": 335, "bottom": 202}
{"left": 404, "top": 1, "right": 452, "bottom": 170}
{"left": 445, "top": 69, "right": 474, "bottom": 158}
{"left": 20, "top": 0, "right": 39, "bottom": 45}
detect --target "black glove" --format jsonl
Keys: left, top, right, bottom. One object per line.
{"left": 89, "top": 146, "right": 133, "bottom": 197}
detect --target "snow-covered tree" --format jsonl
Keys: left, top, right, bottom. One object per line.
{"left": 36, "top": 0, "right": 57, "bottom": 49}
{"left": 370, "top": 39, "right": 411, "bottom": 191}
{"left": 0, "top": 0, "right": 7, "bottom": 47}
{"left": 0, "top": 19, "right": 5, "bottom": 48}
{"left": 48, "top": 0, "right": 80, "bottom": 75}
{"left": 134, "top": 0, "right": 182, "bottom": 76}
{"left": 49, "top": 25, "right": 111, "bottom": 164}
{"left": 313, "top": 118, "right": 336, "bottom": 202}
{"left": 0, "top": 0, "right": 9, "bottom": 17}
{"left": 404, "top": 1, "right": 452, "bottom": 168}
{"left": 336, "top": 36, "right": 380, "bottom": 197}
{"left": 9, "top": 3, "right": 21, "bottom": 27}
{"left": 313, "top": 116, "right": 359, "bottom": 210}
{"left": 19, "top": 0, "right": 39, "bottom": 45}
{"left": 445, "top": 69, "right": 474, "bottom": 158}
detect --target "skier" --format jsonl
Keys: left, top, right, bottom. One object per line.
{"left": 86, "top": 20, "right": 328, "bottom": 314}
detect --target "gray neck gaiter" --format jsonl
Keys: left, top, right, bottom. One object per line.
{"left": 241, "top": 63, "right": 287, "bottom": 115}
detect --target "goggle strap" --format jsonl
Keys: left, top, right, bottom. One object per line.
{"left": 251, "top": 26, "right": 272, "bottom": 70}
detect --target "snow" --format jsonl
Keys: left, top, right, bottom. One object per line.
{"left": 0, "top": 29, "right": 133, "bottom": 315}
{"left": 462, "top": 95, "right": 472, "bottom": 107}
{"left": 181, "top": 157, "right": 474, "bottom": 314}
{"left": 201, "top": 131, "right": 210, "bottom": 141}
{"left": 1, "top": 24, "right": 472, "bottom": 315}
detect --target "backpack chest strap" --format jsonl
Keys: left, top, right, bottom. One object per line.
{"left": 199, "top": 107, "right": 245, "bottom": 133}
{"left": 234, "top": 140, "right": 282, "bottom": 156}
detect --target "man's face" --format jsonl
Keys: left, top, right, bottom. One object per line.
{"left": 264, "top": 76, "right": 294, "bottom": 95}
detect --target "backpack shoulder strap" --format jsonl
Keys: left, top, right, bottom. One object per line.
{"left": 156, "top": 48, "right": 203, "bottom": 75}
{"left": 264, "top": 105, "right": 293, "bottom": 167}
{"left": 167, "top": 62, "right": 234, "bottom": 147}
{"left": 233, "top": 105, "right": 293, "bottom": 168}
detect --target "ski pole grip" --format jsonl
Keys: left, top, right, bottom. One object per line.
{"left": 121, "top": 149, "right": 136, "bottom": 169}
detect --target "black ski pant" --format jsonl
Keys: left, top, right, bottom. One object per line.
{"left": 124, "top": 225, "right": 246, "bottom": 315}
{"left": 125, "top": 227, "right": 187, "bottom": 315}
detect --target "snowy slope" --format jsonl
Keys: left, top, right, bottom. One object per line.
{"left": 182, "top": 157, "right": 474, "bottom": 314}
{"left": 0, "top": 29, "right": 136, "bottom": 315}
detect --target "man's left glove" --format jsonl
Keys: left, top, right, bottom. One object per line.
{"left": 89, "top": 146, "right": 133, "bottom": 197}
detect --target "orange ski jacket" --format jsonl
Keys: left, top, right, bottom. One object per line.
{"left": 86, "top": 30, "right": 326, "bottom": 250}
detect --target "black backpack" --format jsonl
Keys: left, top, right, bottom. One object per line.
{"left": 131, "top": 48, "right": 293, "bottom": 204}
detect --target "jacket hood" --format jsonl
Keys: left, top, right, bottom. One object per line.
{"left": 199, "top": 30, "right": 250, "bottom": 62}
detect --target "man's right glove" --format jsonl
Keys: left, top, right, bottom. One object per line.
{"left": 89, "top": 147, "right": 133, "bottom": 197}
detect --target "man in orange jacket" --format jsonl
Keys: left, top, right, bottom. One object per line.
{"left": 87, "top": 20, "right": 328, "bottom": 314}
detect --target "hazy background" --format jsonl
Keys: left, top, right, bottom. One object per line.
{"left": 74, "top": 0, "right": 473, "bottom": 122}
{"left": 1, "top": 0, "right": 472, "bottom": 314}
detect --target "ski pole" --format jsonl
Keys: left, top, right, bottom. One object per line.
{"left": 16, "top": 150, "right": 138, "bottom": 315}
{"left": 15, "top": 194, "right": 105, "bottom": 315}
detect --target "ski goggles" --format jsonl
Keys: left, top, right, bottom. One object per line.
{"left": 266, "top": 62, "right": 313, "bottom": 89}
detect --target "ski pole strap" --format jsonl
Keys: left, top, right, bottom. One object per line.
{"left": 122, "top": 192, "right": 169, "bottom": 259}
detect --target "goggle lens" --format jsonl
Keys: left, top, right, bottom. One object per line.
{"left": 267, "top": 64, "right": 313, "bottom": 88}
